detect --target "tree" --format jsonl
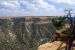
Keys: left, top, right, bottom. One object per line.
{"left": 64, "top": 9, "right": 74, "bottom": 50}
{"left": 52, "top": 16, "right": 66, "bottom": 29}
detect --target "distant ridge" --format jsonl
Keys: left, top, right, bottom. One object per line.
{"left": 0, "top": 16, "right": 52, "bottom": 19}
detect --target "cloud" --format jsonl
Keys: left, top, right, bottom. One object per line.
{"left": 49, "top": 0, "right": 75, "bottom": 5}
{"left": 0, "top": 0, "right": 26, "bottom": 16}
{"left": 0, "top": 0, "right": 20, "bottom": 10}
{"left": 20, "top": 0, "right": 64, "bottom": 16}
{"left": 0, "top": 0, "right": 65, "bottom": 16}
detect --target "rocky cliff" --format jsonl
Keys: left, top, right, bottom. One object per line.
{"left": 0, "top": 16, "right": 56, "bottom": 50}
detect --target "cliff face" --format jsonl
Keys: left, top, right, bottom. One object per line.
{"left": 0, "top": 17, "right": 56, "bottom": 50}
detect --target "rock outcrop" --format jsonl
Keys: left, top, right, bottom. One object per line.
{"left": 37, "top": 41, "right": 66, "bottom": 50}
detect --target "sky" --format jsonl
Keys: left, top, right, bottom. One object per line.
{"left": 0, "top": 0, "right": 75, "bottom": 16}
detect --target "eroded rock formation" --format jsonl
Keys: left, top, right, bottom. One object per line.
{"left": 0, "top": 17, "right": 56, "bottom": 50}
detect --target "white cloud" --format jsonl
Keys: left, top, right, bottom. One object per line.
{"left": 0, "top": 0, "right": 64, "bottom": 16}
{"left": 50, "top": 0, "right": 75, "bottom": 5}
{"left": 21, "top": 0, "right": 64, "bottom": 16}
{"left": 0, "top": 0, "right": 20, "bottom": 10}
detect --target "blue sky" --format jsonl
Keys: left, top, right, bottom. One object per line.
{"left": 0, "top": 0, "right": 75, "bottom": 16}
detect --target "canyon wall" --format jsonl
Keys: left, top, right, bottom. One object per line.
{"left": 0, "top": 16, "right": 56, "bottom": 50}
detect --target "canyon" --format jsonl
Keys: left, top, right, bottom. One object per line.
{"left": 0, "top": 16, "right": 56, "bottom": 50}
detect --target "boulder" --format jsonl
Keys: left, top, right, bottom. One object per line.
{"left": 37, "top": 41, "right": 66, "bottom": 50}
